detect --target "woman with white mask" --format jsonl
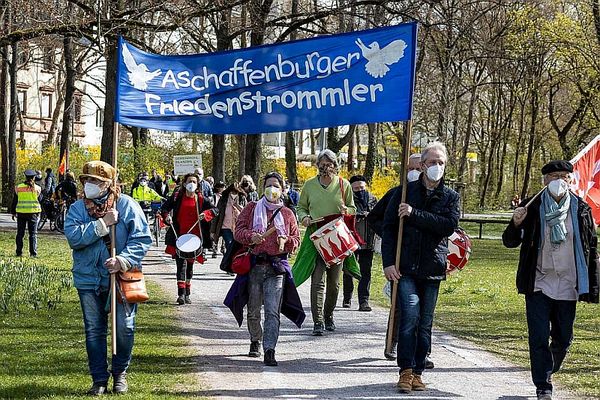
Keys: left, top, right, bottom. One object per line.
{"left": 226, "top": 172, "right": 303, "bottom": 367}
{"left": 160, "top": 173, "right": 217, "bottom": 305}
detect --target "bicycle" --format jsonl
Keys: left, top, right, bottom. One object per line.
{"left": 37, "top": 196, "right": 59, "bottom": 231}
{"left": 54, "top": 195, "right": 76, "bottom": 234}
{"left": 139, "top": 200, "right": 164, "bottom": 246}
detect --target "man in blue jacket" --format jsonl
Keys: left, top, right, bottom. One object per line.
{"left": 65, "top": 161, "right": 152, "bottom": 396}
{"left": 381, "top": 142, "right": 459, "bottom": 393}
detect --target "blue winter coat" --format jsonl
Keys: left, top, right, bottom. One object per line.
{"left": 65, "top": 194, "right": 152, "bottom": 291}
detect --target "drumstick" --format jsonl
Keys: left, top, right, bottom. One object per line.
{"left": 524, "top": 187, "right": 546, "bottom": 208}
{"left": 260, "top": 226, "right": 277, "bottom": 239}
{"left": 310, "top": 217, "right": 325, "bottom": 225}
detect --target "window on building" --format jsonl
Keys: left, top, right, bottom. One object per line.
{"left": 17, "top": 90, "right": 27, "bottom": 115}
{"left": 41, "top": 92, "right": 52, "bottom": 118}
{"left": 17, "top": 44, "right": 29, "bottom": 67}
{"left": 42, "top": 47, "right": 55, "bottom": 71}
{"left": 73, "top": 96, "right": 82, "bottom": 121}
{"left": 95, "top": 107, "right": 104, "bottom": 128}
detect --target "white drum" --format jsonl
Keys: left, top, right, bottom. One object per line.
{"left": 310, "top": 217, "right": 359, "bottom": 266}
{"left": 176, "top": 234, "right": 202, "bottom": 260}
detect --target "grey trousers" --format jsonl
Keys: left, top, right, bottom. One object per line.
{"left": 247, "top": 263, "right": 284, "bottom": 351}
{"left": 310, "top": 256, "right": 342, "bottom": 324}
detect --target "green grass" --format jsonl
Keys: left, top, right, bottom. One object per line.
{"left": 0, "top": 232, "right": 205, "bottom": 399}
{"left": 370, "top": 239, "right": 600, "bottom": 398}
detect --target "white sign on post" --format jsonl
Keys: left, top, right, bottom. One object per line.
{"left": 173, "top": 154, "right": 203, "bottom": 176}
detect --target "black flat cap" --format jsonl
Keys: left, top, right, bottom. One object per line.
{"left": 349, "top": 175, "right": 367, "bottom": 184}
{"left": 541, "top": 160, "right": 573, "bottom": 175}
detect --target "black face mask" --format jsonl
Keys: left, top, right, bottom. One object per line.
{"left": 353, "top": 189, "right": 368, "bottom": 208}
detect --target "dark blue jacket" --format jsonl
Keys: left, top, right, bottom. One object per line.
{"left": 381, "top": 178, "right": 460, "bottom": 280}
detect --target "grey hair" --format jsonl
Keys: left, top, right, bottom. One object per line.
{"left": 421, "top": 142, "right": 448, "bottom": 163}
{"left": 316, "top": 149, "right": 338, "bottom": 167}
{"left": 408, "top": 153, "right": 421, "bottom": 161}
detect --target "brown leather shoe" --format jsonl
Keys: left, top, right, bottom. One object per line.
{"left": 397, "top": 368, "right": 413, "bottom": 393}
{"left": 412, "top": 373, "right": 426, "bottom": 391}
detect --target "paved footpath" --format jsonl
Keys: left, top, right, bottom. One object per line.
{"left": 146, "top": 246, "right": 573, "bottom": 400}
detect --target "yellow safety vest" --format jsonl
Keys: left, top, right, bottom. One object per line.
{"left": 15, "top": 183, "right": 41, "bottom": 213}
{"left": 132, "top": 185, "right": 162, "bottom": 202}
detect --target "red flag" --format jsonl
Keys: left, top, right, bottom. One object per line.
{"left": 571, "top": 135, "right": 600, "bottom": 225}
{"left": 58, "top": 151, "right": 67, "bottom": 175}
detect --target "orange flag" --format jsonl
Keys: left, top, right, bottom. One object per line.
{"left": 58, "top": 151, "right": 67, "bottom": 175}
{"left": 571, "top": 135, "right": 600, "bottom": 225}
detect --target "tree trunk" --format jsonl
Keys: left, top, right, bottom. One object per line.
{"left": 521, "top": 90, "right": 539, "bottom": 199}
{"left": 212, "top": 135, "right": 225, "bottom": 182}
{"left": 237, "top": 135, "right": 246, "bottom": 178}
{"left": 285, "top": 131, "right": 297, "bottom": 183}
{"left": 457, "top": 85, "right": 477, "bottom": 181}
{"left": 59, "top": 33, "right": 75, "bottom": 175}
{"left": 364, "top": 123, "right": 377, "bottom": 183}
{"left": 0, "top": 43, "right": 8, "bottom": 207}
{"left": 7, "top": 40, "right": 17, "bottom": 206}
{"left": 100, "top": 34, "right": 118, "bottom": 164}
{"left": 245, "top": 134, "right": 262, "bottom": 183}
{"left": 347, "top": 126, "right": 355, "bottom": 172}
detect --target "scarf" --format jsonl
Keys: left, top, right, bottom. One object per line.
{"left": 541, "top": 190, "right": 570, "bottom": 244}
{"left": 539, "top": 191, "right": 589, "bottom": 296}
{"left": 84, "top": 186, "right": 120, "bottom": 219}
{"left": 253, "top": 197, "right": 286, "bottom": 237}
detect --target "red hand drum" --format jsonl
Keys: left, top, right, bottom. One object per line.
{"left": 310, "top": 217, "right": 359, "bottom": 266}
{"left": 446, "top": 228, "right": 472, "bottom": 274}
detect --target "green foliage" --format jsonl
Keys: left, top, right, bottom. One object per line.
{"left": 0, "top": 259, "right": 72, "bottom": 313}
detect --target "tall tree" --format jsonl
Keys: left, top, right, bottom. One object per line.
{"left": 59, "top": 31, "right": 75, "bottom": 175}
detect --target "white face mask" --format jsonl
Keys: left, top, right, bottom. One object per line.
{"left": 140, "top": 180, "right": 148, "bottom": 187}
{"left": 264, "top": 186, "right": 281, "bottom": 202}
{"left": 547, "top": 179, "right": 569, "bottom": 198}
{"left": 426, "top": 164, "right": 445, "bottom": 182}
{"left": 84, "top": 182, "right": 104, "bottom": 199}
{"left": 186, "top": 182, "right": 197, "bottom": 193}
{"left": 407, "top": 170, "right": 421, "bottom": 182}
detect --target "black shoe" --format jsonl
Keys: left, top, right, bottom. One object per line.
{"left": 264, "top": 348, "right": 278, "bottom": 366}
{"left": 176, "top": 295, "right": 185, "bottom": 305}
{"left": 425, "top": 356, "right": 434, "bottom": 369}
{"left": 324, "top": 317, "right": 336, "bottom": 331}
{"left": 312, "top": 322, "right": 324, "bottom": 336}
{"left": 86, "top": 381, "right": 108, "bottom": 396}
{"left": 358, "top": 301, "right": 372, "bottom": 312}
{"left": 342, "top": 299, "right": 351, "bottom": 308}
{"left": 249, "top": 341, "right": 261, "bottom": 357}
{"left": 384, "top": 342, "right": 397, "bottom": 360}
{"left": 536, "top": 390, "right": 552, "bottom": 400}
{"left": 184, "top": 295, "right": 192, "bottom": 304}
{"left": 112, "top": 373, "right": 128, "bottom": 394}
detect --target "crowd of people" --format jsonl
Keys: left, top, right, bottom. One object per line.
{"left": 10, "top": 143, "right": 596, "bottom": 400}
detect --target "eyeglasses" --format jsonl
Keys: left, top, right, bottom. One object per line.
{"left": 547, "top": 173, "right": 570, "bottom": 180}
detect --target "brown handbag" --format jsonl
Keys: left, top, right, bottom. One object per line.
{"left": 118, "top": 269, "right": 149, "bottom": 303}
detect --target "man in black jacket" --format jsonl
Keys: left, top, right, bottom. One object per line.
{"left": 382, "top": 142, "right": 460, "bottom": 393}
{"left": 502, "top": 160, "right": 599, "bottom": 400}
{"left": 343, "top": 175, "right": 378, "bottom": 311}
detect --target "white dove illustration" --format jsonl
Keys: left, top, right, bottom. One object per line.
{"left": 355, "top": 38, "right": 407, "bottom": 78}
{"left": 121, "top": 43, "right": 162, "bottom": 91}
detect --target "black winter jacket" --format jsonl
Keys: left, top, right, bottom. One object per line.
{"left": 502, "top": 194, "right": 599, "bottom": 303}
{"left": 381, "top": 179, "right": 460, "bottom": 279}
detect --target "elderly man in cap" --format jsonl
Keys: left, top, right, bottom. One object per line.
{"left": 64, "top": 161, "right": 152, "bottom": 395}
{"left": 503, "top": 160, "right": 599, "bottom": 400}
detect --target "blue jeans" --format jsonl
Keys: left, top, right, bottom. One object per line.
{"left": 525, "top": 291, "right": 576, "bottom": 394}
{"left": 221, "top": 229, "right": 234, "bottom": 256}
{"left": 247, "top": 263, "right": 284, "bottom": 350}
{"left": 78, "top": 288, "right": 137, "bottom": 383}
{"left": 16, "top": 213, "right": 38, "bottom": 256}
{"left": 397, "top": 276, "right": 440, "bottom": 374}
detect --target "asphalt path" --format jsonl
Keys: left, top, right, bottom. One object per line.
{"left": 142, "top": 245, "right": 574, "bottom": 400}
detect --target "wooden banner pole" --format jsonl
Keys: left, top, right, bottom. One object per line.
{"left": 385, "top": 119, "right": 413, "bottom": 355}
{"left": 111, "top": 120, "right": 118, "bottom": 356}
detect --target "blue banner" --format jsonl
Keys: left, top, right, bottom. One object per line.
{"left": 115, "top": 22, "right": 417, "bottom": 134}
